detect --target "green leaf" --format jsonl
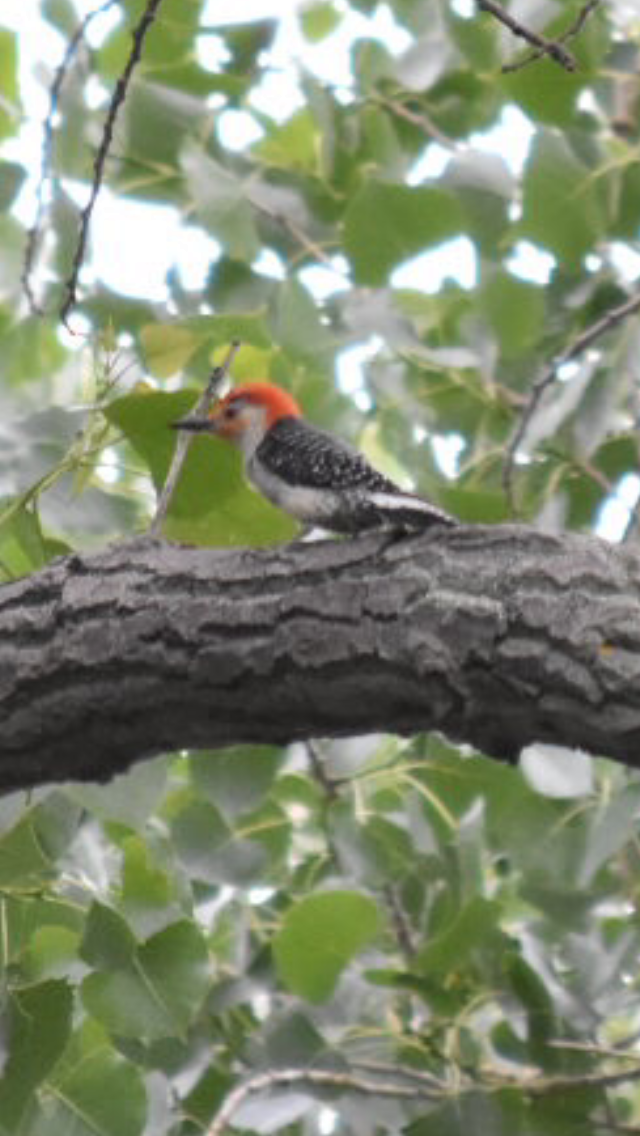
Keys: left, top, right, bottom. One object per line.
{"left": 120, "top": 835, "right": 178, "bottom": 935}
{"left": 35, "top": 1020, "right": 146, "bottom": 1136}
{"left": 520, "top": 131, "right": 606, "bottom": 269}
{"left": 106, "top": 389, "right": 296, "bottom": 545}
{"left": 501, "top": 7, "right": 606, "bottom": 126}
{"left": 301, "top": 2, "right": 342, "bottom": 41}
{"left": 190, "top": 746, "right": 283, "bottom": 819}
{"left": 273, "top": 891, "right": 379, "bottom": 1002}
{"left": 0, "top": 312, "right": 68, "bottom": 384}
{"left": 43, "top": 0, "right": 79, "bottom": 36}
{"left": 254, "top": 109, "right": 320, "bottom": 174}
{"left": 613, "top": 160, "right": 640, "bottom": 239}
{"left": 81, "top": 903, "right": 137, "bottom": 971}
{"left": 0, "top": 814, "right": 54, "bottom": 887}
{"left": 24, "top": 926, "right": 82, "bottom": 982}
{"left": 416, "top": 897, "right": 501, "bottom": 978}
{"left": 504, "top": 952, "right": 558, "bottom": 1067}
{"left": 140, "top": 323, "right": 201, "bottom": 378}
{"left": 140, "top": 314, "right": 270, "bottom": 378}
{"left": 181, "top": 141, "right": 260, "bottom": 260}
{"left": 0, "top": 503, "right": 51, "bottom": 579}
{"left": 480, "top": 270, "right": 545, "bottom": 359}
{"left": 0, "top": 160, "right": 25, "bottom": 210}
{"left": 82, "top": 920, "right": 210, "bottom": 1041}
{"left": 344, "top": 180, "right": 464, "bottom": 285}
{"left": 271, "top": 278, "right": 334, "bottom": 363}
{"left": 0, "top": 980, "right": 73, "bottom": 1128}
{"left": 0, "top": 30, "right": 18, "bottom": 142}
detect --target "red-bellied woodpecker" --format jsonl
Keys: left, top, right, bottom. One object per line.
{"left": 173, "top": 382, "right": 456, "bottom": 536}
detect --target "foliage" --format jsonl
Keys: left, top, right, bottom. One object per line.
{"left": 1, "top": 0, "right": 640, "bottom": 1132}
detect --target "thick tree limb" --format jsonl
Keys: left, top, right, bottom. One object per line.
{"left": 1, "top": 526, "right": 639, "bottom": 792}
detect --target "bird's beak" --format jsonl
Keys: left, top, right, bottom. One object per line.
{"left": 170, "top": 414, "right": 218, "bottom": 433}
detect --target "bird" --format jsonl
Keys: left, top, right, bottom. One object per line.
{"left": 172, "top": 381, "right": 456, "bottom": 537}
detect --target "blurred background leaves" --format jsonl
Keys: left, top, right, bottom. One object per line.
{"left": 1, "top": 0, "right": 640, "bottom": 1132}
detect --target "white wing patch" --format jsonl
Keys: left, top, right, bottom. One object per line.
{"left": 367, "top": 492, "right": 451, "bottom": 522}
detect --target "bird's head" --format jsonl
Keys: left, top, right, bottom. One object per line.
{"left": 172, "top": 382, "right": 302, "bottom": 457}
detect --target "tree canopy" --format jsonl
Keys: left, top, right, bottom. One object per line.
{"left": 1, "top": 0, "right": 640, "bottom": 1133}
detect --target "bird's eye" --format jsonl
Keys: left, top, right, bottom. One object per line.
{"left": 224, "top": 404, "right": 240, "bottom": 419}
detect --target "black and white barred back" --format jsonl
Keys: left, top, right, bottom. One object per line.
{"left": 250, "top": 416, "right": 456, "bottom": 534}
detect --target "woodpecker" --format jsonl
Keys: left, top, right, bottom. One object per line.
{"left": 173, "top": 382, "right": 456, "bottom": 536}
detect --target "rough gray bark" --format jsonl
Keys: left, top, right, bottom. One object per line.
{"left": 0, "top": 525, "right": 639, "bottom": 791}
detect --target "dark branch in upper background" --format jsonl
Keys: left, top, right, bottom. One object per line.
{"left": 59, "top": 0, "right": 166, "bottom": 331}
{"left": 477, "top": 0, "right": 584, "bottom": 71}
{"left": 149, "top": 340, "right": 240, "bottom": 536}
{"left": 501, "top": 0, "right": 601, "bottom": 74}
{"left": 503, "top": 290, "right": 640, "bottom": 511}
{"left": 21, "top": 0, "right": 117, "bottom": 316}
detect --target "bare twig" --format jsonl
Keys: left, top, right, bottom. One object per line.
{"left": 206, "top": 1055, "right": 640, "bottom": 1136}
{"left": 502, "top": 0, "right": 600, "bottom": 74}
{"left": 207, "top": 1067, "right": 443, "bottom": 1136}
{"left": 384, "top": 884, "right": 416, "bottom": 960}
{"left": 350, "top": 1060, "right": 444, "bottom": 1090}
{"left": 22, "top": 0, "right": 117, "bottom": 315}
{"left": 503, "top": 290, "right": 640, "bottom": 509}
{"left": 477, "top": 0, "right": 577, "bottom": 71}
{"left": 305, "top": 740, "right": 342, "bottom": 801}
{"left": 59, "top": 0, "right": 166, "bottom": 330}
{"left": 370, "top": 93, "right": 457, "bottom": 151}
{"left": 525, "top": 1063, "right": 640, "bottom": 1097}
{"left": 149, "top": 340, "right": 240, "bottom": 536}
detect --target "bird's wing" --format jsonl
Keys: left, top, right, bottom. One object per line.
{"left": 256, "top": 416, "right": 399, "bottom": 493}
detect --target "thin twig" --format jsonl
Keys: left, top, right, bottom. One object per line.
{"left": 149, "top": 340, "right": 240, "bottom": 537}
{"left": 206, "top": 1056, "right": 640, "bottom": 1136}
{"left": 370, "top": 93, "right": 457, "bottom": 150}
{"left": 502, "top": 0, "right": 601, "bottom": 74}
{"left": 59, "top": 0, "right": 166, "bottom": 330}
{"left": 22, "top": 0, "right": 117, "bottom": 315}
{"left": 384, "top": 884, "right": 416, "bottom": 960}
{"left": 503, "top": 290, "right": 640, "bottom": 509}
{"left": 350, "top": 1060, "right": 444, "bottom": 1090}
{"left": 207, "top": 1068, "right": 443, "bottom": 1136}
{"left": 477, "top": 0, "right": 577, "bottom": 71}
{"left": 305, "top": 740, "right": 341, "bottom": 801}
{"left": 524, "top": 1064, "right": 640, "bottom": 1097}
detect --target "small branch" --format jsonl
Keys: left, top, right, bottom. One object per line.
{"left": 350, "top": 1060, "right": 444, "bottom": 1091}
{"left": 524, "top": 1063, "right": 640, "bottom": 1097}
{"left": 59, "top": 0, "right": 166, "bottom": 331}
{"left": 304, "top": 740, "right": 342, "bottom": 801}
{"left": 477, "top": 0, "right": 577, "bottom": 71}
{"left": 205, "top": 1056, "right": 640, "bottom": 1136}
{"left": 502, "top": 0, "right": 600, "bottom": 74}
{"left": 370, "top": 93, "right": 457, "bottom": 150}
{"left": 21, "top": 0, "right": 117, "bottom": 315}
{"left": 207, "top": 1067, "right": 443, "bottom": 1136}
{"left": 149, "top": 340, "right": 240, "bottom": 536}
{"left": 503, "top": 290, "right": 640, "bottom": 509}
{"left": 384, "top": 884, "right": 416, "bottom": 961}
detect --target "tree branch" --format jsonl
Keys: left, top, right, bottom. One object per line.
{"left": 477, "top": 0, "right": 577, "bottom": 71}
{"left": 22, "top": 0, "right": 118, "bottom": 316}
{"left": 59, "top": 0, "right": 166, "bottom": 330}
{"left": 501, "top": 0, "right": 600, "bottom": 74}
{"left": 207, "top": 1067, "right": 443, "bottom": 1136}
{"left": 1, "top": 524, "right": 640, "bottom": 792}
{"left": 503, "top": 289, "right": 640, "bottom": 508}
